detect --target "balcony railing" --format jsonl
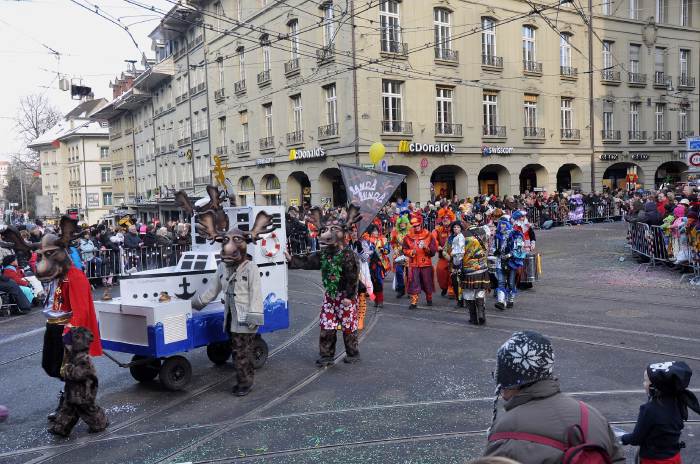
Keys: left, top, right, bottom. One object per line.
{"left": 434, "top": 47, "right": 458, "bottom": 62}
{"left": 286, "top": 130, "right": 304, "bottom": 145}
{"left": 193, "top": 129, "right": 208, "bottom": 140}
{"left": 523, "top": 60, "right": 542, "bottom": 74}
{"left": 560, "top": 128, "right": 580, "bottom": 140}
{"left": 482, "top": 54, "right": 503, "bottom": 69}
{"left": 381, "top": 120, "right": 412, "bottom": 135}
{"left": 318, "top": 123, "right": 339, "bottom": 139}
{"left": 629, "top": 130, "right": 647, "bottom": 142}
{"left": 257, "top": 70, "right": 271, "bottom": 86}
{"left": 678, "top": 130, "right": 694, "bottom": 141}
{"left": 601, "top": 129, "right": 621, "bottom": 141}
{"left": 216, "top": 146, "right": 228, "bottom": 156}
{"left": 654, "top": 72, "right": 671, "bottom": 88}
{"left": 234, "top": 80, "right": 246, "bottom": 94}
{"left": 284, "top": 58, "right": 300, "bottom": 75}
{"left": 177, "top": 137, "right": 191, "bottom": 147}
{"left": 483, "top": 125, "right": 506, "bottom": 137}
{"left": 678, "top": 74, "right": 695, "bottom": 89}
{"left": 197, "top": 82, "right": 206, "bottom": 92}
{"left": 381, "top": 40, "right": 408, "bottom": 56}
{"left": 435, "top": 123, "right": 462, "bottom": 136}
{"left": 259, "top": 136, "right": 275, "bottom": 151}
{"left": 109, "top": 132, "right": 122, "bottom": 140}
{"left": 236, "top": 141, "right": 250, "bottom": 154}
{"left": 193, "top": 34, "right": 203, "bottom": 47}
{"left": 601, "top": 69, "right": 621, "bottom": 82}
{"left": 175, "top": 93, "right": 188, "bottom": 104}
{"left": 628, "top": 72, "right": 647, "bottom": 85}
{"left": 214, "top": 88, "right": 225, "bottom": 102}
{"left": 173, "top": 47, "right": 187, "bottom": 60}
{"left": 653, "top": 130, "right": 671, "bottom": 141}
{"left": 168, "top": 143, "right": 175, "bottom": 151}
{"left": 523, "top": 127, "right": 545, "bottom": 138}
{"left": 316, "top": 45, "right": 334, "bottom": 63}
{"left": 560, "top": 66, "right": 578, "bottom": 78}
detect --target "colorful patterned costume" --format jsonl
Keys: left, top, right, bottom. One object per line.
{"left": 493, "top": 216, "right": 526, "bottom": 310}
{"left": 461, "top": 229, "right": 490, "bottom": 325}
{"left": 432, "top": 208, "right": 455, "bottom": 297}
{"left": 368, "top": 230, "right": 389, "bottom": 307}
{"left": 389, "top": 214, "right": 410, "bottom": 297}
{"left": 402, "top": 217, "right": 438, "bottom": 308}
{"left": 289, "top": 246, "right": 360, "bottom": 365}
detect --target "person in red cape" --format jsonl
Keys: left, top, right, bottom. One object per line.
{"left": 432, "top": 207, "right": 455, "bottom": 297}
{"left": 18, "top": 217, "right": 105, "bottom": 429}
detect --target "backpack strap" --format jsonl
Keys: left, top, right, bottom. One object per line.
{"left": 578, "top": 401, "right": 590, "bottom": 441}
{"left": 488, "top": 432, "right": 567, "bottom": 451}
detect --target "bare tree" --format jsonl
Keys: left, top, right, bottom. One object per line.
{"left": 13, "top": 94, "right": 61, "bottom": 173}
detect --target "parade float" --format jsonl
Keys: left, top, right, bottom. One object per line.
{"left": 95, "top": 201, "right": 289, "bottom": 391}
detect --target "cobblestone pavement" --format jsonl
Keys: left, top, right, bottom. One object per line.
{"left": 0, "top": 222, "right": 698, "bottom": 463}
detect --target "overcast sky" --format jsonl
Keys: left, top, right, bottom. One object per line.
{"left": 0, "top": 0, "right": 173, "bottom": 161}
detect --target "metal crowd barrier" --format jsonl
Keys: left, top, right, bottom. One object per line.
{"left": 627, "top": 221, "right": 700, "bottom": 284}
{"left": 79, "top": 244, "right": 191, "bottom": 280}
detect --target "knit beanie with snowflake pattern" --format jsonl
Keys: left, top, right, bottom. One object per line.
{"left": 495, "top": 331, "right": 555, "bottom": 390}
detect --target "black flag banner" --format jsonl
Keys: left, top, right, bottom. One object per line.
{"left": 338, "top": 163, "right": 406, "bottom": 235}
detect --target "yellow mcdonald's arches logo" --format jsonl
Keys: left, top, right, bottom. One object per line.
{"left": 398, "top": 140, "right": 410, "bottom": 153}
{"left": 289, "top": 149, "right": 297, "bottom": 161}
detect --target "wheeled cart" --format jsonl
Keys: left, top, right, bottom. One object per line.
{"left": 95, "top": 205, "right": 289, "bottom": 391}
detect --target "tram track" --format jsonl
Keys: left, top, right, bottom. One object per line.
{"left": 20, "top": 280, "right": 326, "bottom": 464}
{"left": 4, "top": 387, "right": 699, "bottom": 461}
{"left": 151, "top": 308, "right": 383, "bottom": 464}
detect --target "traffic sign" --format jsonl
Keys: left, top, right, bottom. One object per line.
{"left": 687, "top": 136, "right": 700, "bottom": 151}
{"left": 378, "top": 159, "right": 388, "bottom": 172}
{"left": 689, "top": 152, "right": 700, "bottom": 167}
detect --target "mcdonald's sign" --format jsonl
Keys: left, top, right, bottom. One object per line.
{"left": 397, "top": 140, "right": 455, "bottom": 154}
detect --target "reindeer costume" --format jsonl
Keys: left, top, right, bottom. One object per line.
{"left": 287, "top": 206, "right": 361, "bottom": 367}
{"left": 179, "top": 187, "right": 274, "bottom": 396}
{"left": 2, "top": 217, "right": 104, "bottom": 424}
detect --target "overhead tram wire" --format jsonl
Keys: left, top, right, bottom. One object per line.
{"left": 125, "top": 0, "right": 566, "bottom": 87}
{"left": 68, "top": 0, "right": 144, "bottom": 55}
{"left": 120, "top": 0, "right": 652, "bottom": 108}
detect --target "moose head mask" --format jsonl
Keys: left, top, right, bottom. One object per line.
{"left": 0, "top": 216, "right": 80, "bottom": 282}
{"left": 305, "top": 204, "right": 362, "bottom": 250}
{"left": 176, "top": 185, "right": 275, "bottom": 266}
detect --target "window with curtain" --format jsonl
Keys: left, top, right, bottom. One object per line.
{"left": 522, "top": 26, "right": 536, "bottom": 63}
{"left": 324, "top": 84, "right": 337, "bottom": 126}
{"left": 481, "top": 18, "right": 496, "bottom": 58}
{"left": 436, "top": 87, "right": 453, "bottom": 131}
{"left": 380, "top": 0, "right": 401, "bottom": 52}
{"left": 560, "top": 34, "right": 572, "bottom": 68}
{"left": 323, "top": 3, "right": 335, "bottom": 47}
{"left": 524, "top": 94, "right": 537, "bottom": 129}
{"left": 382, "top": 80, "right": 403, "bottom": 124}
{"left": 483, "top": 92, "right": 498, "bottom": 128}
{"left": 560, "top": 98, "right": 573, "bottom": 130}
{"left": 434, "top": 8, "right": 452, "bottom": 57}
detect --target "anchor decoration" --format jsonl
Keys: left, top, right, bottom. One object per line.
{"left": 174, "top": 277, "right": 196, "bottom": 300}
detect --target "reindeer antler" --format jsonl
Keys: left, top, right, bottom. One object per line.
{"left": 344, "top": 203, "right": 362, "bottom": 229}
{"left": 245, "top": 211, "right": 274, "bottom": 243}
{"left": 174, "top": 190, "right": 194, "bottom": 217}
{"left": 0, "top": 227, "right": 36, "bottom": 253}
{"left": 56, "top": 216, "right": 80, "bottom": 248}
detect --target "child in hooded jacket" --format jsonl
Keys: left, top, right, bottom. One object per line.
{"left": 621, "top": 361, "right": 700, "bottom": 464}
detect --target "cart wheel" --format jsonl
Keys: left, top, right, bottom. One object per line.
{"left": 159, "top": 356, "right": 192, "bottom": 391}
{"left": 252, "top": 337, "right": 269, "bottom": 370}
{"left": 129, "top": 355, "right": 161, "bottom": 382}
{"left": 207, "top": 342, "right": 232, "bottom": 365}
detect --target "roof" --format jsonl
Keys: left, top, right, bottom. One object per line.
{"left": 58, "top": 120, "right": 109, "bottom": 140}
{"left": 64, "top": 98, "right": 108, "bottom": 119}
{"left": 28, "top": 102, "right": 109, "bottom": 149}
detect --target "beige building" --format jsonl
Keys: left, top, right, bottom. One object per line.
{"left": 94, "top": 3, "right": 212, "bottom": 222}
{"left": 201, "top": 0, "right": 598, "bottom": 206}
{"left": 29, "top": 99, "right": 112, "bottom": 223}
{"left": 592, "top": 0, "right": 698, "bottom": 189}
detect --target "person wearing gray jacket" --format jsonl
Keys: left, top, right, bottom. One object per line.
{"left": 484, "top": 331, "right": 625, "bottom": 463}
{"left": 191, "top": 235, "right": 264, "bottom": 397}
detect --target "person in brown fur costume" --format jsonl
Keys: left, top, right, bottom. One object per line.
{"left": 49, "top": 326, "right": 108, "bottom": 437}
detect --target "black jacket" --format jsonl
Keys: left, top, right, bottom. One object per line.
{"left": 622, "top": 396, "right": 685, "bottom": 459}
